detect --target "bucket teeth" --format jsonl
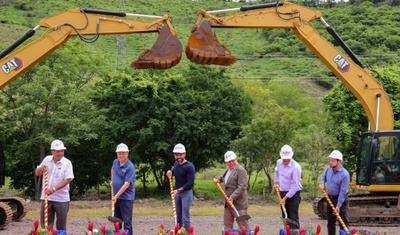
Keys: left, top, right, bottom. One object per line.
{"left": 132, "top": 26, "right": 182, "bottom": 69}
{"left": 186, "top": 21, "right": 237, "bottom": 66}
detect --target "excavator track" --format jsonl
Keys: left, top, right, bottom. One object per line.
{"left": 0, "top": 196, "right": 27, "bottom": 229}
{"left": 0, "top": 202, "right": 12, "bottom": 229}
{"left": 313, "top": 193, "right": 400, "bottom": 227}
{"left": 312, "top": 196, "right": 326, "bottom": 219}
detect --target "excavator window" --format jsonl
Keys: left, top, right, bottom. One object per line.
{"left": 358, "top": 134, "right": 400, "bottom": 185}
{"left": 356, "top": 133, "right": 372, "bottom": 185}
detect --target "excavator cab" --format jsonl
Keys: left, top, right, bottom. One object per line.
{"left": 355, "top": 132, "right": 400, "bottom": 187}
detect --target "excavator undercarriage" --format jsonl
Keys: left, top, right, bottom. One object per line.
{"left": 313, "top": 193, "right": 400, "bottom": 227}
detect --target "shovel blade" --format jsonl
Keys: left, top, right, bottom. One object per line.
{"left": 186, "top": 21, "right": 237, "bottom": 66}
{"left": 107, "top": 216, "right": 123, "bottom": 224}
{"left": 285, "top": 218, "right": 300, "bottom": 228}
{"left": 236, "top": 214, "right": 251, "bottom": 221}
{"left": 132, "top": 26, "right": 183, "bottom": 69}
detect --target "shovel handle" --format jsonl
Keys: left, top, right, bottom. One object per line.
{"left": 215, "top": 181, "right": 241, "bottom": 215}
{"left": 110, "top": 186, "right": 115, "bottom": 216}
{"left": 44, "top": 166, "right": 48, "bottom": 227}
{"left": 168, "top": 175, "right": 178, "bottom": 225}
{"left": 320, "top": 188, "right": 349, "bottom": 233}
{"left": 274, "top": 186, "right": 288, "bottom": 216}
{"left": 215, "top": 181, "right": 234, "bottom": 207}
{"left": 274, "top": 186, "right": 284, "bottom": 206}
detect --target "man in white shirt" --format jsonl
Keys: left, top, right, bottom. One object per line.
{"left": 35, "top": 139, "right": 74, "bottom": 231}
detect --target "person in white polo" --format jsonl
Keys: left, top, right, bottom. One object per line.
{"left": 35, "top": 139, "right": 74, "bottom": 231}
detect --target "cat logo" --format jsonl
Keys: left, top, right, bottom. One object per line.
{"left": 333, "top": 54, "right": 350, "bottom": 73}
{"left": 2, "top": 57, "right": 23, "bottom": 74}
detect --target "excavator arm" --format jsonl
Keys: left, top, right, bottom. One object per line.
{"left": 0, "top": 8, "right": 183, "bottom": 89}
{"left": 186, "top": 1, "right": 393, "bottom": 132}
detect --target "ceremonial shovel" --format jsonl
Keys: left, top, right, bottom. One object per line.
{"left": 215, "top": 181, "right": 251, "bottom": 222}
{"left": 107, "top": 186, "right": 123, "bottom": 224}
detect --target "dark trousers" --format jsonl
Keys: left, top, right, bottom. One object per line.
{"left": 40, "top": 200, "right": 69, "bottom": 230}
{"left": 327, "top": 195, "right": 349, "bottom": 235}
{"left": 280, "top": 191, "right": 301, "bottom": 229}
{"left": 115, "top": 199, "right": 134, "bottom": 235}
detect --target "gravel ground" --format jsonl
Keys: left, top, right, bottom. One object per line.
{"left": 5, "top": 215, "right": 396, "bottom": 235}
{"left": 2, "top": 201, "right": 397, "bottom": 235}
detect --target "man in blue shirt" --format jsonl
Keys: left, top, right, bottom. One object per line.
{"left": 319, "top": 150, "right": 350, "bottom": 235}
{"left": 111, "top": 143, "right": 136, "bottom": 235}
{"left": 166, "top": 143, "right": 195, "bottom": 231}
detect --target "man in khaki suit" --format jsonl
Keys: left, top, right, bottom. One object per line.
{"left": 214, "top": 151, "right": 249, "bottom": 229}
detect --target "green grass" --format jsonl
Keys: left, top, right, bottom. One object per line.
{"left": 13, "top": 166, "right": 319, "bottom": 222}
{"left": 25, "top": 199, "right": 316, "bottom": 219}
{"left": 0, "top": 177, "right": 21, "bottom": 195}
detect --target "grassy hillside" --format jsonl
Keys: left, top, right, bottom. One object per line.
{"left": 0, "top": 0, "right": 333, "bottom": 88}
{"left": 2, "top": 0, "right": 399, "bottom": 96}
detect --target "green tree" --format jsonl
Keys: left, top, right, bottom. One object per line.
{"left": 323, "top": 65, "right": 400, "bottom": 173}
{"left": 231, "top": 105, "right": 300, "bottom": 194}
{"left": 91, "top": 65, "right": 253, "bottom": 191}
{"left": 292, "top": 124, "right": 337, "bottom": 199}
{"left": 0, "top": 40, "right": 107, "bottom": 199}
{"left": 231, "top": 81, "right": 321, "bottom": 193}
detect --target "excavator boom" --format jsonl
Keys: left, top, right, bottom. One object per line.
{"left": 0, "top": 8, "right": 182, "bottom": 89}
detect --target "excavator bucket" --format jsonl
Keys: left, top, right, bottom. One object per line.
{"left": 131, "top": 26, "right": 182, "bottom": 69}
{"left": 186, "top": 21, "right": 237, "bottom": 66}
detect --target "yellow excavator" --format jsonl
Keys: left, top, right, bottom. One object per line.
{"left": 185, "top": 1, "right": 400, "bottom": 226}
{"left": 0, "top": 8, "right": 182, "bottom": 229}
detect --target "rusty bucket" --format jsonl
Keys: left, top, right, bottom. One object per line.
{"left": 131, "top": 25, "right": 183, "bottom": 69}
{"left": 186, "top": 21, "right": 237, "bottom": 66}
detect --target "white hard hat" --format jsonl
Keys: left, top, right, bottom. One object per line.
{"left": 328, "top": 150, "right": 343, "bottom": 161}
{"left": 51, "top": 139, "right": 66, "bottom": 150}
{"left": 224, "top": 151, "right": 237, "bottom": 162}
{"left": 280, "top": 145, "right": 293, "bottom": 159}
{"left": 173, "top": 143, "right": 186, "bottom": 153}
{"left": 116, "top": 143, "right": 129, "bottom": 152}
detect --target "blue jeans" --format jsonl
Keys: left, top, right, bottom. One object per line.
{"left": 175, "top": 190, "right": 193, "bottom": 230}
